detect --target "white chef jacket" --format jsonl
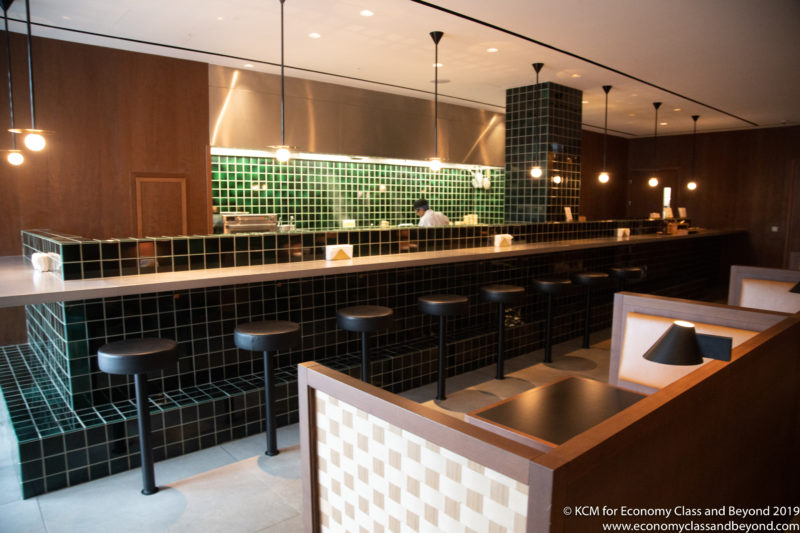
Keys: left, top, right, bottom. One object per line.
{"left": 418, "top": 209, "right": 450, "bottom": 227}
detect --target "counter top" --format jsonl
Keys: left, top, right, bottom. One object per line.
{"left": 0, "top": 230, "right": 740, "bottom": 307}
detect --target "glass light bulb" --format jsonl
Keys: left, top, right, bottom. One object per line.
{"left": 687, "top": 181, "right": 697, "bottom": 191}
{"left": 275, "top": 146, "right": 291, "bottom": 163}
{"left": 24, "top": 132, "right": 46, "bottom": 151}
{"left": 7, "top": 151, "right": 24, "bottom": 166}
{"left": 530, "top": 166, "right": 542, "bottom": 178}
{"left": 598, "top": 172, "right": 610, "bottom": 183}
{"left": 429, "top": 157, "right": 442, "bottom": 172}
{"left": 648, "top": 176, "right": 659, "bottom": 187}
{"left": 552, "top": 175, "right": 562, "bottom": 184}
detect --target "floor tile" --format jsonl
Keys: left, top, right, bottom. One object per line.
{"left": 0, "top": 498, "right": 45, "bottom": 533}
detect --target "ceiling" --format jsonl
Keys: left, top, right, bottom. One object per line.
{"left": 4, "top": 0, "right": 799, "bottom": 137}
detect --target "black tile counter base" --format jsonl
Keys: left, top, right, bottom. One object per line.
{"left": 1, "top": 233, "right": 739, "bottom": 498}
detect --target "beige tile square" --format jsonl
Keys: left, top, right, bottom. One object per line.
{"left": 467, "top": 488, "right": 483, "bottom": 513}
{"left": 490, "top": 480, "right": 509, "bottom": 506}
{"left": 445, "top": 458, "right": 461, "bottom": 483}
{"left": 445, "top": 496, "right": 460, "bottom": 521}
{"left": 407, "top": 477, "right": 420, "bottom": 497}
{"left": 425, "top": 468, "right": 439, "bottom": 491}
{"left": 424, "top": 503, "right": 439, "bottom": 528}
{"left": 373, "top": 424, "right": 385, "bottom": 444}
{"left": 373, "top": 457, "right": 384, "bottom": 478}
{"left": 406, "top": 510, "right": 419, "bottom": 530}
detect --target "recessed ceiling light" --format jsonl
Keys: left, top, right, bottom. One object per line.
{"left": 360, "top": 9, "right": 374, "bottom": 17}
{"left": 582, "top": 100, "right": 589, "bottom": 104}
{"left": 309, "top": 32, "right": 321, "bottom": 39}
{"left": 571, "top": 73, "right": 581, "bottom": 78}
{"left": 216, "top": 16, "right": 224, "bottom": 21}
{"left": 660, "top": 122, "right": 668, "bottom": 126}
{"left": 628, "top": 113, "right": 636, "bottom": 117}
{"left": 244, "top": 63, "right": 254, "bottom": 68}
{"left": 486, "top": 48, "right": 498, "bottom": 53}
{"left": 673, "top": 107, "right": 681, "bottom": 111}
{"left": 62, "top": 15, "right": 71, "bottom": 20}
{"left": 432, "top": 62, "right": 443, "bottom": 68}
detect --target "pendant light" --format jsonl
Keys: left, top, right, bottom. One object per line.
{"left": 8, "top": 0, "right": 49, "bottom": 152}
{"left": 271, "top": 0, "right": 292, "bottom": 163}
{"left": 687, "top": 115, "right": 699, "bottom": 191}
{"left": 598, "top": 85, "right": 612, "bottom": 183}
{"left": 529, "top": 62, "right": 544, "bottom": 179}
{"left": 648, "top": 102, "right": 662, "bottom": 187}
{"left": 428, "top": 30, "right": 443, "bottom": 172}
{"left": 2, "top": 3, "right": 23, "bottom": 165}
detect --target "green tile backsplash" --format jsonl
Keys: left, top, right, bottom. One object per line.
{"left": 211, "top": 151, "right": 505, "bottom": 229}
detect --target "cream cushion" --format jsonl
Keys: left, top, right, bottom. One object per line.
{"left": 739, "top": 279, "right": 800, "bottom": 313}
{"left": 619, "top": 312, "right": 759, "bottom": 390}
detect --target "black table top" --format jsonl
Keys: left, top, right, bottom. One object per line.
{"left": 468, "top": 377, "right": 645, "bottom": 448}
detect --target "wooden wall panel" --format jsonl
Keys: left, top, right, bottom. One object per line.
{"left": 135, "top": 176, "right": 188, "bottom": 237}
{"left": 579, "top": 130, "right": 628, "bottom": 220}
{"left": 0, "top": 32, "right": 209, "bottom": 256}
{"left": 626, "top": 126, "right": 800, "bottom": 267}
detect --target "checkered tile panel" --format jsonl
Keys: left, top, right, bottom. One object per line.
{"left": 315, "top": 391, "right": 529, "bottom": 532}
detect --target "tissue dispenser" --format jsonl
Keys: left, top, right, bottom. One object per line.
{"left": 325, "top": 244, "right": 354, "bottom": 261}
{"left": 31, "top": 252, "right": 62, "bottom": 272}
{"left": 494, "top": 234, "right": 513, "bottom": 247}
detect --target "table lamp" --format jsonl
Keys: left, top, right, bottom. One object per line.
{"left": 643, "top": 320, "right": 732, "bottom": 365}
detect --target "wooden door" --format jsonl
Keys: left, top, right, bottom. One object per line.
{"left": 135, "top": 176, "right": 188, "bottom": 237}
{"left": 784, "top": 161, "right": 800, "bottom": 269}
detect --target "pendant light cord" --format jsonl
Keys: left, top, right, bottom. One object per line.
{"left": 4, "top": 8, "right": 16, "bottom": 148}
{"left": 653, "top": 102, "right": 661, "bottom": 171}
{"left": 691, "top": 115, "right": 699, "bottom": 178}
{"left": 433, "top": 38, "right": 438, "bottom": 158}
{"left": 279, "top": 0, "right": 285, "bottom": 146}
{"left": 602, "top": 85, "right": 611, "bottom": 171}
{"left": 25, "top": 0, "right": 35, "bottom": 129}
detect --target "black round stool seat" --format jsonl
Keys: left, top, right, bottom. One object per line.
{"left": 337, "top": 305, "right": 394, "bottom": 332}
{"left": 419, "top": 294, "right": 469, "bottom": 401}
{"left": 532, "top": 278, "right": 572, "bottom": 294}
{"left": 481, "top": 284, "right": 526, "bottom": 305}
{"left": 97, "top": 338, "right": 178, "bottom": 375}
{"left": 234, "top": 320, "right": 300, "bottom": 457}
{"left": 572, "top": 272, "right": 610, "bottom": 287}
{"left": 96, "top": 337, "right": 178, "bottom": 496}
{"left": 418, "top": 294, "right": 469, "bottom": 316}
{"left": 234, "top": 320, "right": 300, "bottom": 352}
{"left": 481, "top": 284, "right": 526, "bottom": 380}
{"left": 610, "top": 266, "right": 643, "bottom": 280}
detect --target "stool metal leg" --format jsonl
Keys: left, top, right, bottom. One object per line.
{"left": 134, "top": 373, "right": 157, "bottom": 495}
{"left": 437, "top": 315, "right": 447, "bottom": 401}
{"left": 544, "top": 293, "right": 553, "bottom": 363}
{"left": 361, "top": 331, "right": 371, "bottom": 383}
{"left": 496, "top": 303, "right": 506, "bottom": 380}
{"left": 263, "top": 350, "right": 278, "bottom": 456}
{"left": 582, "top": 288, "right": 592, "bottom": 349}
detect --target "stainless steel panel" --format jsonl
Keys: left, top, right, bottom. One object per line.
{"left": 209, "top": 65, "right": 504, "bottom": 166}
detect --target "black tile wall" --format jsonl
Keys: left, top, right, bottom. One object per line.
{"left": 21, "top": 219, "right": 665, "bottom": 281}
{"left": 505, "top": 82, "right": 583, "bottom": 223}
{"left": 4, "top": 233, "right": 732, "bottom": 498}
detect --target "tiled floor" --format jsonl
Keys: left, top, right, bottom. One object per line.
{"left": 0, "top": 332, "right": 612, "bottom": 533}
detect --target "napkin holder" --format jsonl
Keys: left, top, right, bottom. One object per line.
{"left": 325, "top": 244, "right": 354, "bottom": 261}
{"left": 494, "top": 234, "right": 513, "bottom": 247}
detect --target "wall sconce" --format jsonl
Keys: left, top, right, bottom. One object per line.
{"left": 643, "top": 320, "right": 732, "bottom": 366}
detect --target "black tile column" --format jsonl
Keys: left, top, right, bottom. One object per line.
{"left": 505, "top": 82, "right": 583, "bottom": 222}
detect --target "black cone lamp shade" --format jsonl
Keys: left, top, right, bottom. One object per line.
{"left": 791, "top": 281, "right": 800, "bottom": 294}
{"left": 643, "top": 321, "right": 704, "bottom": 366}
{"left": 643, "top": 320, "right": 733, "bottom": 365}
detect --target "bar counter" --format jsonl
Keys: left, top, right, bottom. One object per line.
{"left": 1, "top": 230, "right": 738, "bottom": 308}
{"left": 0, "top": 228, "right": 744, "bottom": 498}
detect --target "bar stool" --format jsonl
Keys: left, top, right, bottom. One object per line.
{"left": 571, "top": 272, "right": 610, "bottom": 349}
{"left": 418, "top": 294, "right": 469, "bottom": 400}
{"left": 234, "top": 320, "right": 300, "bottom": 456}
{"left": 97, "top": 338, "right": 178, "bottom": 495}
{"left": 532, "top": 278, "right": 572, "bottom": 363}
{"left": 610, "top": 266, "right": 644, "bottom": 291}
{"left": 337, "top": 305, "right": 394, "bottom": 384}
{"left": 481, "top": 284, "right": 525, "bottom": 379}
